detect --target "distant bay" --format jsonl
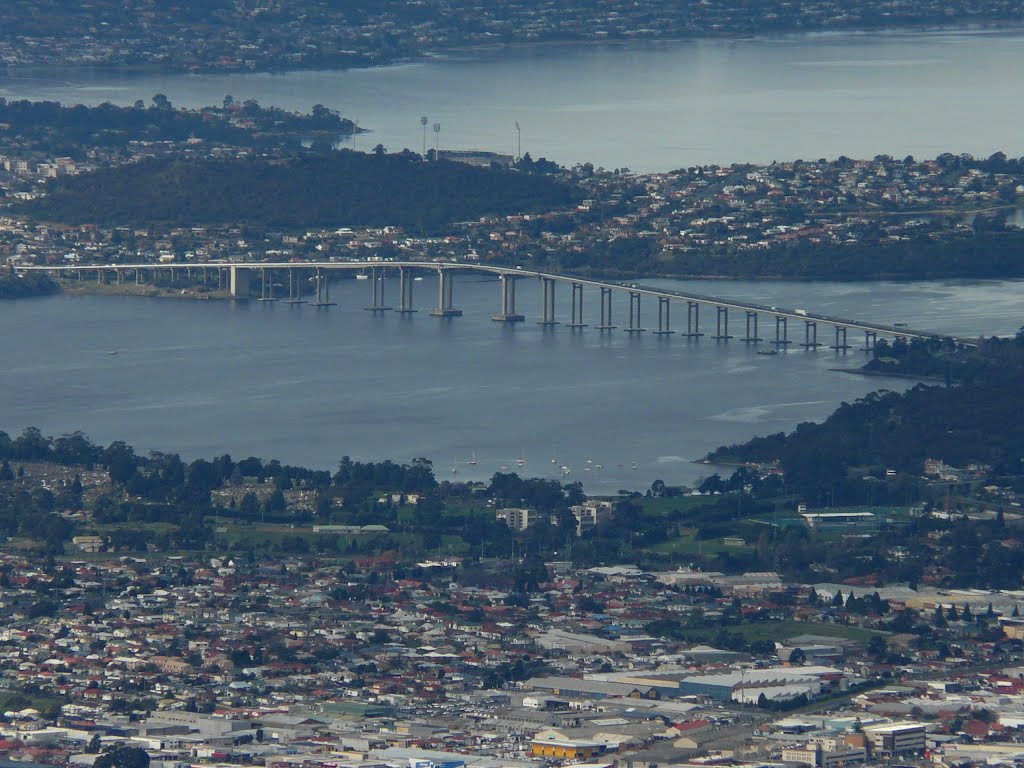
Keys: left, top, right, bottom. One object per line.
{"left": 2, "top": 29, "right": 1024, "bottom": 172}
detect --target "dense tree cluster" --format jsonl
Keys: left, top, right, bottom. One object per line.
{"left": 23, "top": 152, "right": 581, "bottom": 232}
{"left": 0, "top": 271, "right": 58, "bottom": 299}
{"left": 0, "top": 98, "right": 355, "bottom": 157}
{"left": 707, "top": 330, "right": 1024, "bottom": 505}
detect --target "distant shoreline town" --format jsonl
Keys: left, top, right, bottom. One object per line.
{"left": 1, "top": 0, "right": 1023, "bottom": 74}
{"left": 1, "top": 98, "right": 1021, "bottom": 285}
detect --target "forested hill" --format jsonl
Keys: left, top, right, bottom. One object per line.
{"left": 705, "top": 332, "right": 1024, "bottom": 504}
{"left": 22, "top": 153, "right": 581, "bottom": 232}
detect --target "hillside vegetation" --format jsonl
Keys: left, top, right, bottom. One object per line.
{"left": 23, "top": 152, "right": 581, "bottom": 232}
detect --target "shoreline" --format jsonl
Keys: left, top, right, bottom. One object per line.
{"left": 58, "top": 281, "right": 233, "bottom": 301}
{"left": 3, "top": 20, "right": 1023, "bottom": 80}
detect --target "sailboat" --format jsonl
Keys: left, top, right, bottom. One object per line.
{"left": 468, "top": 450, "right": 477, "bottom": 466}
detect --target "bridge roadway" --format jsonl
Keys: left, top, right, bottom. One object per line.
{"left": 20, "top": 260, "right": 963, "bottom": 349}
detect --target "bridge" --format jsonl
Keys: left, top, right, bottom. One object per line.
{"left": 19, "top": 260, "right": 961, "bottom": 351}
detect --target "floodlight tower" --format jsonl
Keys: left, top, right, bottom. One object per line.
{"left": 420, "top": 115, "right": 428, "bottom": 157}
{"left": 515, "top": 121, "right": 521, "bottom": 162}
{"left": 433, "top": 122, "right": 441, "bottom": 160}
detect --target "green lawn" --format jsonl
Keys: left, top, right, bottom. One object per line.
{"left": 637, "top": 495, "right": 712, "bottom": 516}
{"left": 643, "top": 527, "right": 752, "bottom": 556}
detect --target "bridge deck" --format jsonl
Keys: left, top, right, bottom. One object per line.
{"left": 19, "top": 260, "right": 964, "bottom": 344}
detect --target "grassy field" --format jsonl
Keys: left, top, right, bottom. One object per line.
{"left": 637, "top": 495, "right": 713, "bottom": 516}
{"left": 643, "top": 527, "right": 752, "bottom": 556}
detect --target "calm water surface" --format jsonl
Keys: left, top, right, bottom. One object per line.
{"left": 1, "top": 29, "right": 1023, "bottom": 171}
{"left": 3, "top": 30, "right": 1024, "bottom": 490}
{"left": 2, "top": 277, "right": 1021, "bottom": 493}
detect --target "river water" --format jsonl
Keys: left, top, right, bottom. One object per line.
{"left": 2, "top": 31, "right": 1024, "bottom": 492}
{"left": 2, "top": 277, "right": 1021, "bottom": 494}
{"left": 1, "top": 28, "right": 1024, "bottom": 172}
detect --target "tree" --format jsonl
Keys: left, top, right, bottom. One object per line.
{"left": 788, "top": 647, "right": 805, "bottom": 665}
{"left": 103, "top": 441, "right": 138, "bottom": 484}
{"left": 151, "top": 94, "right": 171, "bottom": 110}
{"left": 867, "top": 635, "right": 887, "bottom": 659}
{"left": 239, "top": 492, "right": 259, "bottom": 519}
{"left": 264, "top": 488, "right": 286, "bottom": 515}
{"left": 94, "top": 747, "right": 150, "bottom": 768}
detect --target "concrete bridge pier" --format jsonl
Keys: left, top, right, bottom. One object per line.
{"left": 712, "top": 306, "right": 733, "bottom": 340}
{"left": 285, "top": 268, "right": 307, "bottom": 304}
{"left": 744, "top": 311, "right": 762, "bottom": 342}
{"left": 862, "top": 330, "right": 877, "bottom": 352}
{"left": 397, "top": 267, "right": 417, "bottom": 314}
{"left": 653, "top": 296, "right": 674, "bottom": 335}
{"left": 596, "top": 286, "right": 616, "bottom": 330}
{"left": 492, "top": 273, "right": 524, "bottom": 321}
{"left": 830, "top": 325, "right": 850, "bottom": 351}
{"left": 625, "top": 291, "right": 645, "bottom": 333}
{"left": 312, "top": 268, "right": 336, "bottom": 307}
{"left": 568, "top": 282, "right": 586, "bottom": 328}
{"left": 259, "top": 267, "right": 277, "bottom": 301}
{"left": 365, "top": 268, "right": 392, "bottom": 311}
{"left": 682, "top": 301, "right": 703, "bottom": 337}
{"left": 537, "top": 277, "right": 558, "bottom": 326}
{"left": 430, "top": 269, "right": 462, "bottom": 317}
{"left": 229, "top": 265, "right": 251, "bottom": 300}
{"left": 773, "top": 315, "right": 791, "bottom": 346}
{"left": 801, "top": 320, "right": 821, "bottom": 348}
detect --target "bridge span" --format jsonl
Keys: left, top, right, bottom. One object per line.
{"left": 20, "top": 260, "right": 964, "bottom": 351}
